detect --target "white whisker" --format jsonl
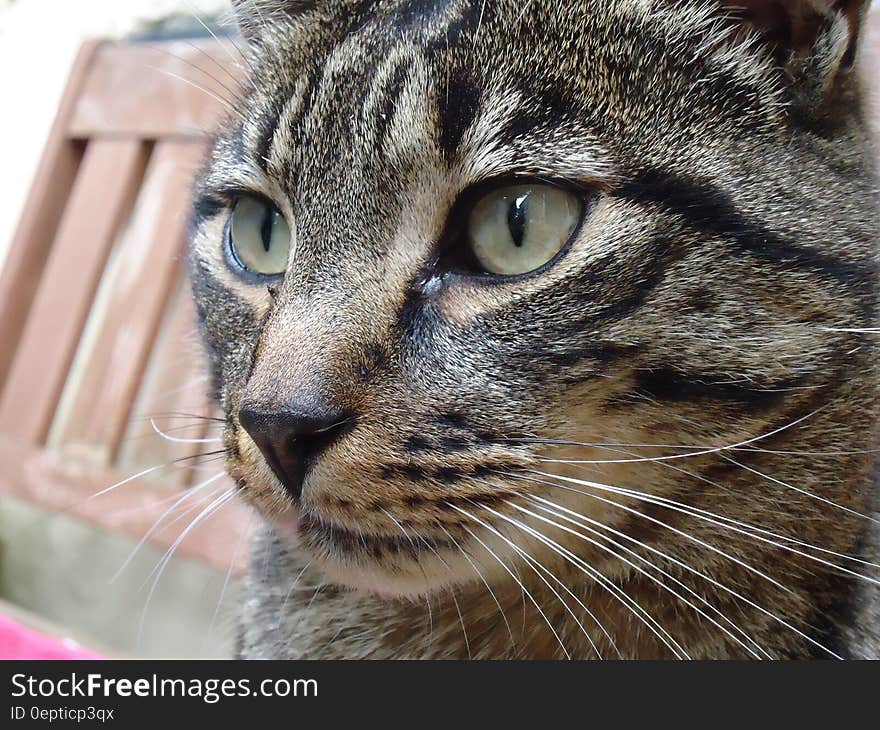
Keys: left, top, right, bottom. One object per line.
{"left": 721, "top": 453, "right": 880, "bottom": 525}
{"left": 458, "top": 503, "right": 686, "bottom": 659}
{"left": 150, "top": 418, "right": 223, "bottom": 444}
{"left": 464, "top": 502, "right": 605, "bottom": 659}
{"left": 87, "top": 450, "right": 226, "bottom": 502}
{"left": 531, "top": 444, "right": 880, "bottom": 571}
{"left": 111, "top": 471, "right": 227, "bottom": 582}
{"left": 522, "top": 471, "right": 791, "bottom": 594}
{"left": 145, "top": 65, "right": 244, "bottom": 120}
{"left": 526, "top": 470, "right": 880, "bottom": 582}
{"left": 457, "top": 520, "right": 572, "bottom": 659}
{"left": 207, "top": 511, "right": 253, "bottom": 643}
{"left": 448, "top": 587, "right": 472, "bottom": 660}
{"left": 136, "top": 488, "right": 238, "bottom": 649}
{"left": 530, "top": 406, "right": 826, "bottom": 465}
{"left": 183, "top": 0, "right": 253, "bottom": 72}
{"left": 438, "top": 524, "right": 516, "bottom": 649}
{"left": 281, "top": 561, "right": 313, "bottom": 614}
{"left": 513, "top": 497, "right": 769, "bottom": 658}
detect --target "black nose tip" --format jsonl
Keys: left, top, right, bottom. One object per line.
{"left": 238, "top": 404, "right": 351, "bottom": 502}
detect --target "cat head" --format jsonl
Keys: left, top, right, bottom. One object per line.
{"left": 189, "top": 0, "right": 878, "bottom": 599}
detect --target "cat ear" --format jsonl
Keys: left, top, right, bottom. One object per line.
{"left": 729, "top": 1, "right": 870, "bottom": 73}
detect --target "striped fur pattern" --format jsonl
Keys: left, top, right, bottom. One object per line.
{"left": 188, "top": 0, "right": 880, "bottom": 658}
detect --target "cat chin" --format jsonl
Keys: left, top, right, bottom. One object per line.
{"left": 310, "top": 559, "right": 465, "bottom": 600}
{"left": 269, "top": 515, "right": 483, "bottom": 599}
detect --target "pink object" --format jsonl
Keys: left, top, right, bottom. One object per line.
{"left": 0, "top": 612, "right": 102, "bottom": 660}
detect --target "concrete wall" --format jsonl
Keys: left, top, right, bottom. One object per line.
{"left": 0, "top": 495, "right": 239, "bottom": 658}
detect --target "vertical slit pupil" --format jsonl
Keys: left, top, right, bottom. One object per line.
{"left": 507, "top": 194, "right": 528, "bottom": 248}
{"left": 260, "top": 206, "right": 274, "bottom": 253}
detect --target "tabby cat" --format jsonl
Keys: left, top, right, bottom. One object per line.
{"left": 188, "top": 0, "right": 880, "bottom": 659}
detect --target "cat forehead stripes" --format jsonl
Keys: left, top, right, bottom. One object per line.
{"left": 220, "top": 0, "right": 785, "bottom": 203}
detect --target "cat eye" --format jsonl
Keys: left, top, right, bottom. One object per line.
{"left": 226, "top": 196, "right": 291, "bottom": 277}
{"left": 467, "top": 184, "right": 582, "bottom": 276}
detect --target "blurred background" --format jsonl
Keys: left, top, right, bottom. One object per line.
{"left": 0, "top": 1, "right": 877, "bottom": 661}
{"left": 0, "top": 0, "right": 251, "bottom": 658}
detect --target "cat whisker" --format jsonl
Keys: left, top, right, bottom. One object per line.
{"left": 720, "top": 453, "right": 880, "bottom": 526}
{"left": 101, "top": 477, "right": 218, "bottom": 520}
{"left": 124, "top": 422, "right": 216, "bottom": 443}
{"left": 280, "top": 561, "right": 313, "bottom": 614}
{"left": 378, "top": 508, "right": 417, "bottom": 550}
{"left": 183, "top": 0, "right": 254, "bottom": 73}
{"left": 86, "top": 450, "right": 228, "bottom": 502}
{"left": 136, "top": 487, "right": 239, "bottom": 649}
{"left": 511, "top": 481, "right": 843, "bottom": 659}
{"left": 516, "top": 0, "right": 537, "bottom": 23}
{"left": 306, "top": 581, "right": 327, "bottom": 611}
{"left": 736, "top": 446, "right": 880, "bottom": 457}
{"left": 145, "top": 44, "right": 248, "bottom": 108}
{"left": 461, "top": 502, "right": 685, "bottom": 659}
{"left": 456, "top": 503, "right": 685, "bottom": 659}
{"left": 514, "top": 469, "right": 791, "bottom": 594}
{"left": 503, "top": 436, "right": 711, "bottom": 451}
{"left": 141, "top": 486, "right": 234, "bottom": 589}
{"left": 149, "top": 417, "right": 223, "bottom": 444}
{"left": 539, "top": 442, "right": 880, "bottom": 571}
{"left": 511, "top": 496, "right": 771, "bottom": 658}
{"left": 456, "top": 520, "right": 572, "bottom": 659}
{"left": 207, "top": 511, "right": 254, "bottom": 643}
{"left": 817, "top": 326, "right": 880, "bottom": 333}
{"left": 473, "top": 0, "right": 488, "bottom": 50}
{"left": 479, "top": 500, "right": 722, "bottom": 659}
{"left": 138, "top": 411, "right": 225, "bottom": 424}
{"left": 424, "top": 592, "right": 434, "bottom": 640}
{"left": 524, "top": 469, "right": 880, "bottom": 581}
{"left": 312, "top": 415, "right": 356, "bottom": 435}
{"left": 500, "top": 504, "right": 743, "bottom": 659}
{"left": 447, "top": 587, "right": 472, "bottom": 660}
{"left": 504, "top": 404, "right": 852, "bottom": 466}
{"left": 378, "top": 508, "right": 443, "bottom": 601}
{"left": 437, "top": 523, "right": 517, "bottom": 649}
{"left": 140, "top": 484, "right": 236, "bottom": 590}
{"left": 111, "top": 471, "right": 228, "bottom": 583}
{"left": 181, "top": 38, "right": 254, "bottom": 90}
{"left": 466, "top": 502, "right": 615, "bottom": 660}
{"left": 145, "top": 65, "right": 244, "bottom": 120}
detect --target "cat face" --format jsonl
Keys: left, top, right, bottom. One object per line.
{"left": 189, "top": 0, "right": 878, "bottom": 600}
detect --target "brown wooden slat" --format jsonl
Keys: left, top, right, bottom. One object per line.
{"left": 53, "top": 141, "right": 207, "bottom": 461}
{"left": 0, "top": 42, "right": 100, "bottom": 392}
{"left": 0, "top": 140, "right": 149, "bottom": 444}
{"left": 0, "top": 435, "right": 250, "bottom": 572}
{"left": 68, "top": 41, "right": 243, "bottom": 140}
{"left": 115, "top": 275, "right": 217, "bottom": 488}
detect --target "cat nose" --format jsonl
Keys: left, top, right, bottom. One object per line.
{"left": 238, "top": 403, "right": 351, "bottom": 502}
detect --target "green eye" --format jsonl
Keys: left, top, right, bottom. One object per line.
{"left": 228, "top": 197, "right": 291, "bottom": 276}
{"left": 468, "top": 184, "right": 582, "bottom": 276}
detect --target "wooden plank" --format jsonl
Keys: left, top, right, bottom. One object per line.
{"left": 0, "top": 435, "right": 250, "bottom": 573}
{"left": 0, "top": 42, "right": 100, "bottom": 392}
{"left": 68, "top": 40, "right": 244, "bottom": 140}
{"left": 115, "top": 275, "right": 217, "bottom": 488}
{"left": 0, "top": 140, "right": 149, "bottom": 444}
{"left": 52, "top": 141, "right": 207, "bottom": 461}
